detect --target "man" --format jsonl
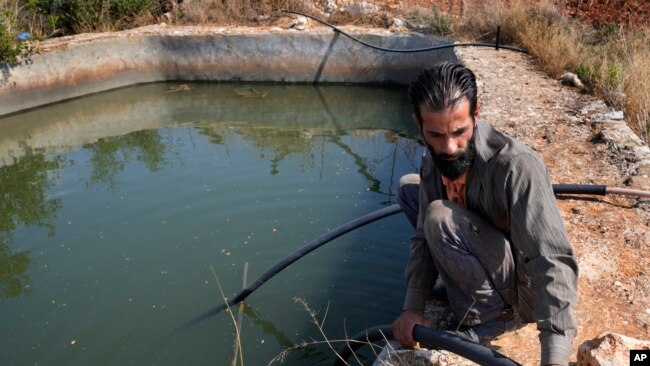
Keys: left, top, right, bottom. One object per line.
{"left": 391, "top": 62, "right": 578, "bottom": 365}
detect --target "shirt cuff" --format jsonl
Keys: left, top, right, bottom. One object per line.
{"left": 540, "top": 331, "right": 572, "bottom": 365}
{"left": 403, "top": 290, "right": 428, "bottom": 312}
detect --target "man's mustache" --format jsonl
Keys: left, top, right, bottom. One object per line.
{"left": 436, "top": 152, "right": 463, "bottom": 160}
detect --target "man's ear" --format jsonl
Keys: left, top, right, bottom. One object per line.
{"left": 411, "top": 114, "right": 421, "bottom": 127}
{"left": 473, "top": 103, "right": 481, "bottom": 123}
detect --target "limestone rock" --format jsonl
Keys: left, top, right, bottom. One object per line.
{"left": 344, "top": 1, "right": 381, "bottom": 17}
{"left": 577, "top": 332, "right": 650, "bottom": 366}
{"left": 560, "top": 72, "right": 585, "bottom": 90}
{"left": 323, "top": 0, "right": 337, "bottom": 13}
{"left": 373, "top": 340, "right": 476, "bottom": 366}
{"left": 390, "top": 18, "right": 408, "bottom": 33}
{"left": 292, "top": 15, "right": 309, "bottom": 30}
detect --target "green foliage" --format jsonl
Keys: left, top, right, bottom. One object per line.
{"left": 47, "top": 14, "right": 60, "bottom": 29}
{"left": 598, "top": 23, "right": 619, "bottom": 38}
{"left": 111, "top": 0, "right": 153, "bottom": 19}
{"left": 24, "top": 0, "right": 43, "bottom": 13}
{"left": 575, "top": 63, "right": 596, "bottom": 85}
{"left": 23, "top": 0, "right": 157, "bottom": 33}
{"left": 0, "top": 25, "right": 21, "bottom": 63}
{"left": 427, "top": 6, "right": 454, "bottom": 36}
{"left": 605, "top": 61, "right": 623, "bottom": 88}
{"left": 0, "top": 10, "right": 27, "bottom": 63}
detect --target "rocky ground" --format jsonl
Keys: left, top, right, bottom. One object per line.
{"left": 455, "top": 45, "right": 649, "bottom": 365}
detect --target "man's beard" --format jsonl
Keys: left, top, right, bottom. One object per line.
{"left": 427, "top": 137, "right": 476, "bottom": 180}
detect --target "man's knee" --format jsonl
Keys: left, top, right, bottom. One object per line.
{"left": 425, "top": 200, "right": 456, "bottom": 225}
{"left": 398, "top": 174, "right": 419, "bottom": 202}
{"left": 398, "top": 174, "right": 420, "bottom": 229}
{"left": 423, "top": 200, "right": 457, "bottom": 245}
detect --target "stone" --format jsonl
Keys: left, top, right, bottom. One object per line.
{"left": 373, "top": 340, "right": 474, "bottom": 366}
{"left": 561, "top": 72, "right": 585, "bottom": 90}
{"left": 292, "top": 15, "right": 309, "bottom": 30}
{"left": 593, "top": 110, "right": 625, "bottom": 121}
{"left": 390, "top": 18, "right": 408, "bottom": 33}
{"left": 577, "top": 332, "right": 650, "bottom": 366}
{"left": 344, "top": 1, "right": 381, "bottom": 17}
{"left": 323, "top": 0, "right": 337, "bottom": 13}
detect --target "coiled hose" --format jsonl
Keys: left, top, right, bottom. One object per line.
{"left": 333, "top": 325, "right": 521, "bottom": 366}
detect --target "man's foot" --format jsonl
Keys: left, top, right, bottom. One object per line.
{"left": 452, "top": 306, "right": 521, "bottom": 345}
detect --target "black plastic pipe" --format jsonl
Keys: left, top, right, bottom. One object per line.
{"left": 334, "top": 325, "right": 522, "bottom": 366}
{"left": 283, "top": 10, "right": 528, "bottom": 54}
{"left": 552, "top": 183, "right": 606, "bottom": 195}
{"left": 178, "top": 204, "right": 403, "bottom": 331}
{"left": 179, "top": 183, "right": 647, "bottom": 332}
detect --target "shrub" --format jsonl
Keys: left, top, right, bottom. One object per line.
{"left": 0, "top": 8, "right": 27, "bottom": 63}
{"left": 455, "top": 0, "right": 649, "bottom": 144}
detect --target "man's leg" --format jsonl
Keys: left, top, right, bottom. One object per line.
{"left": 398, "top": 174, "right": 420, "bottom": 229}
{"left": 423, "top": 200, "right": 520, "bottom": 343}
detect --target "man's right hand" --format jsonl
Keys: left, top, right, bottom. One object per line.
{"left": 391, "top": 309, "right": 432, "bottom": 348}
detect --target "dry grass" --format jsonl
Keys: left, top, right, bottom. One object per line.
{"left": 454, "top": 0, "right": 649, "bottom": 141}
{"left": 267, "top": 297, "right": 391, "bottom": 366}
{"left": 210, "top": 265, "right": 245, "bottom": 366}
{"left": 179, "top": 0, "right": 306, "bottom": 25}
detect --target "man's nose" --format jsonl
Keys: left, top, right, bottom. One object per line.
{"left": 440, "top": 137, "right": 458, "bottom": 156}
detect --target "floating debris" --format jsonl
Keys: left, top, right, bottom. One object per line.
{"left": 167, "top": 84, "right": 190, "bottom": 93}
{"left": 234, "top": 87, "right": 267, "bottom": 98}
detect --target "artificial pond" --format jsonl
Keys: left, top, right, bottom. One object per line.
{"left": 0, "top": 82, "right": 425, "bottom": 365}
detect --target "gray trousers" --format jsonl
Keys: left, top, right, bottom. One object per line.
{"left": 398, "top": 174, "right": 520, "bottom": 339}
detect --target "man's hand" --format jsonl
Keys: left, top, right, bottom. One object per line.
{"left": 391, "top": 309, "right": 431, "bottom": 348}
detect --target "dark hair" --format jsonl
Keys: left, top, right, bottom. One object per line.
{"left": 408, "top": 62, "right": 478, "bottom": 124}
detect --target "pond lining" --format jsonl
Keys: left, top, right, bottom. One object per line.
{"left": 0, "top": 25, "right": 456, "bottom": 116}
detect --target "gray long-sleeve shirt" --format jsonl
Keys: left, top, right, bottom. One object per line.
{"left": 403, "top": 122, "right": 578, "bottom": 365}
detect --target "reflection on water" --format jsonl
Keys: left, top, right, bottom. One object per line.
{"left": 0, "top": 83, "right": 422, "bottom": 366}
{"left": 85, "top": 130, "right": 168, "bottom": 192}
{"left": 0, "top": 243, "right": 30, "bottom": 300}
{"left": 0, "top": 154, "right": 63, "bottom": 299}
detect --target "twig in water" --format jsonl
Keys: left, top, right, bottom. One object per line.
{"left": 210, "top": 265, "right": 244, "bottom": 366}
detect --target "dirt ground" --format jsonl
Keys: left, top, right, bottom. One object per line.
{"left": 454, "top": 45, "right": 649, "bottom": 365}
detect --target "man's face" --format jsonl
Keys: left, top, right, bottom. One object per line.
{"left": 413, "top": 98, "right": 479, "bottom": 179}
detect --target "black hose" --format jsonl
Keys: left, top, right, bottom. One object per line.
{"left": 552, "top": 184, "right": 606, "bottom": 195}
{"left": 283, "top": 10, "right": 528, "bottom": 54}
{"left": 177, "top": 204, "right": 403, "bottom": 331}
{"left": 334, "top": 325, "right": 521, "bottom": 366}
{"left": 178, "top": 183, "right": 647, "bottom": 332}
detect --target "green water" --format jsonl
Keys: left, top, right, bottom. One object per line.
{"left": 0, "top": 83, "right": 423, "bottom": 365}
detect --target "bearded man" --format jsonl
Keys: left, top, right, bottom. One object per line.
{"left": 391, "top": 63, "right": 578, "bottom": 366}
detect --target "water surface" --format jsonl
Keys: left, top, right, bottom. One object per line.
{"left": 0, "top": 83, "right": 423, "bottom": 365}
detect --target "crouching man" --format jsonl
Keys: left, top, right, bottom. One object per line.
{"left": 392, "top": 62, "right": 578, "bottom": 366}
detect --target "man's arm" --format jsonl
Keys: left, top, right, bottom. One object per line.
{"left": 506, "top": 153, "right": 578, "bottom": 365}
{"left": 394, "top": 167, "right": 438, "bottom": 347}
